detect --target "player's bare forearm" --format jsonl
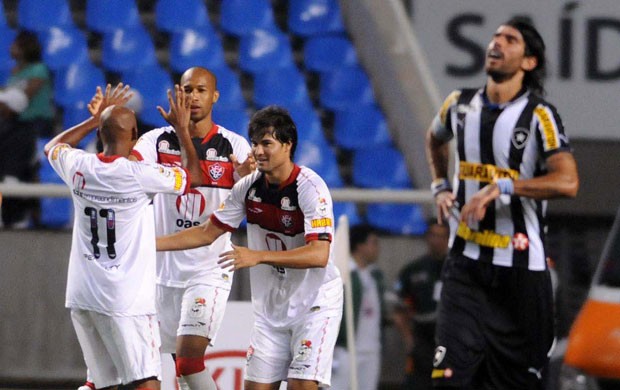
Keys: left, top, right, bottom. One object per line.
{"left": 513, "top": 152, "right": 579, "bottom": 199}
{"left": 426, "top": 129, "right": 450, "bottom": 180}
{"left": 43, "top": 116, "right": 99, "bottom": 156}
{"left": 156, "top": 220, "right": 224, "bottom": 251}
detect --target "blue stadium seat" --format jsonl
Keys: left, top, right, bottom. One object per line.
{"left": 212, "top": 106, "right": 249, "bottom": 135}
{"left": 287, "top": 106, "right": 326, "bottom": 145}
{"left": 320, "top": 66, "right": 375, "bottom": 111}
{"left": 155, "top": 0, "right": 211, "bottom": 34}
{"left": 86, "top": 0, "right": 141, "bottom": 33}
{"left": 333, "top": 105, "right": 392, "bottom": 150}
{"left": 54, "top": 61, "right": 106, "bottom": 109}
{"left": 169, "top": 28, "right": 226, "bottom": 75}
{"left": 366, "top": 203, "right": 427, "bottom": 235}
{"left": 288, "top": 0, "right": 345, "bottom": 37}
{"left": 252, "top": 66, "right": 312, "bottom": 109}
{"left": 352, "top": 146, "right": 412, "bottom": 189}
{"left": 0, "top": 68, "right": 9, "bottom": 85}
{"left": 304, "top": 34, "right": 357, "bottom": 73}
{"left": 101, "top": 26, "right": 157, "bottom": 73}
{"left": 333, "top": 202, "right": 363, "bottom": 227}
{"left": 39, "top": 26, "right": 89, "bottom": 72}
{"left": 238, "top": 28, "right": 295, "bottom": 74}
{"left": 295, "top": 140, "right": 344, "bottom": 188}
{"left": 220, "top": 0, "right": 276, "bottom": 36}
{"left": 0, "top": 1, "right": 8, "bottom": 28}
{"left": 0, "top": 26, "right": 16, "bottom": 73}
{"left": 18, "top": 0, "right": 74, "bottom": 32}
{"left": 213, "top": 66, "right": 246, "bottom": 110}
{"left": 123, "top": 65, "right": 173, "bottom": 128}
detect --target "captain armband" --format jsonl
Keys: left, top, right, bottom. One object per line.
{"left": 431, "top": 178, "right": 452, "bottom": 197}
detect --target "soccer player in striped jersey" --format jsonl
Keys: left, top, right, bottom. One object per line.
{"left": 426, "top": 18, "right": 579, "bottom": 390}
{"left": 45, "top": 83, "right": 195, "bottom": 390}
{"left": 157, "top": 106, "right": 343, "bottom": 390}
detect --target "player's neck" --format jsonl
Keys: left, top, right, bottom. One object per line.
{"left": 485, "top": 73, "right": 525, "bottom": 104}
{"left": 190, "top": 116, "right": 213, "bottom": 138}
{"left": 102, "top": 144, "right": 129, "bottom": 158}
{"left": 264, "top": 160, "right": 295, "bottom": 186}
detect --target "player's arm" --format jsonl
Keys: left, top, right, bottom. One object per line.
{"left": 156, "top": 218, "right": 227, "bottom": 251}
{"left": 218, "top": 239, "right": 330, "bottom": 271}
{"left": 44, "top": 83, "right": 132, "bottom": 156}
{"left": 157, "top": 85, "right": 203, "bottom": 186}
{"left": 426, "top": 122, "right": 456, "bottom": 224}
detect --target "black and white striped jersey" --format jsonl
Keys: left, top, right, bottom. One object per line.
{"left": 431, "top": 87, "right": 572, "bottom": 270}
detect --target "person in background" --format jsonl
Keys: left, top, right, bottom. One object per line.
{"left": 331, "top": 224, "right": 387, "bottom": 390}
{"left": 426, "top": 17, "right": 579, "bottom": 389}
{"left": 0, "top": 30, "right": 55, "bottom": 228}
{"left": 393, "top": 222, "right": 449, "bottom": 389}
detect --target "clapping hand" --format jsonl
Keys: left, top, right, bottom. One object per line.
{"left": 157, "top": 84, "right": 190, "bottom": 134}
{"left": 231, "top": 152, "right": 257, "bottom": 178}
{"left": 88, "top": 83, "right": 134, "bottom": 119}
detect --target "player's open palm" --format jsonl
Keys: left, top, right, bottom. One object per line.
{"left": 218, "top": 244, "right": 261, "bottom": 271}
{"left": 231, "top": 152, "right": 257, "bottom": 178}
{"left": 88, "top": 83, "right": 133, "bottom": 119}
{"left": 158, "top": 84, "right": 190, "bottom": 133}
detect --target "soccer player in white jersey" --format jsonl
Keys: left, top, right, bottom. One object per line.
{"left": 44, "top": 83, "right": 197, "bottom": 390}
{"left": 157, "top": 105, "right": 344, "bottom": 390}
{"left": 129, "top": 66, "right": 255, "bottom": 390}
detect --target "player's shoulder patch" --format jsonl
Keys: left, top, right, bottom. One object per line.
{"left": 439, "top": 90, "right": 461, "bottom": 125}
{"left": 50, "top": 143, "right": 71, "bottom": 161}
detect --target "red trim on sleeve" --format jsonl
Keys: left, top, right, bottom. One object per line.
{"left": 201, "top": 123, "right": 220, "bottom": 144}
{"left": 129, "top": 150, "right": 144, "bottom": 161}
{"left": 97, "top": 153, "right": 123, "bottom": 163}
{"left": 210, "top": 214, "right": 236, "bottom": 233}
{"left": 305, "top": 232, "right": 332, "bottom": 243}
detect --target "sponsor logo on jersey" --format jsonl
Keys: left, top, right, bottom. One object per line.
{"left": 73, "top": 171, "right": 86, "bottom": 189}
{"left": 512, "top": 233, "right": 529, "bottom": 251}
{"left": 157, "top": 140, "right": 181, "bottom": 155}
{"left": 316, "top": 197, "right": 329, "bottom": 216}
{"left": 175, "top": 189, "right": 206, "bottom": 216}
{"left": 534, "top": 106, "right": 558, "bottom": 150}
{"left": 459, "top": 161, "right": 519, "bottom": 182}
{"left": 456, "top": 222, "right": 511, "bottom": 248}
{"left": 172, "top": 168, "right": 184, "bottom": 191}
{"left": 209, "top": 163, "right": 225, "bottom": 181}
{"left": 206, "top": 148, "right": 229, "bottom": 162}
{"left": 311, "top": 218, "right": 332, "bottom": 228}
{"left": 280, "top": 196, "right": 296, "bottom": 211}
{"left": 512, "top": 127, "right": 530, "bottom": 149}
{"left": 294, "top": 340, "right": 313, "bottom": 362}
{"left": 246, "top": 345, "right": 254, "bottom": 362}
{"left": 248, "top": 188, "right": 261, "bottom": 202}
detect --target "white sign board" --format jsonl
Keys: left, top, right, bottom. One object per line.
{"left": 413, "top": 0, "right": 620, "bottom": 140}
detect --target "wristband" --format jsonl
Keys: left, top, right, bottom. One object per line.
{"left": 431, "top": 178, "right": 452, "bottom": 197}
{"left": 495, "top": 178, "right": 514, "bottom": 195}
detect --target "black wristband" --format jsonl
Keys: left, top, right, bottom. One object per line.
{"left": 431, "top": 178, "right": 452, "bottom": 197}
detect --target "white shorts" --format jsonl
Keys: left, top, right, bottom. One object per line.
{"left": 157, "top": 284, "right": 230, "bottom": 353}
{"left": 70, "top": 309, "right": 161, "bottom": 388}
{"left": 245, "top": 309, "right": 342, "bottom": 388}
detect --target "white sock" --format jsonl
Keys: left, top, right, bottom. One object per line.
{"left": 183, "top": 367, "right": 217, "bottom": 390}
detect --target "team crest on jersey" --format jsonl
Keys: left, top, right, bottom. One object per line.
{"left": 512, "top": 127, "right": 530, "bottom": 149}
{"left": 72, "top": 172, "right": 86, "bottom": 190}
{"left": 281, "top": 214, "right": 293, "bottom": 228}
{"left": 316, "top": 197, "right": 329, "bottom": 216}
{"left": 281, "top": 197, "right": 296, "bottom": 211}
{"left": 208, "top": 163, "right": 225, "bottom": 181}
{"left": 189, "top": 297, "right": 206, "bottom": 318}
{"left": 158, "top": 140, "right": 181, "bottom": 155}
{"left": 294, "top": 340, "right": 313, "bottom": 362}
{"left": 512, "top": 232, "right": 529, "bottom": 251}
{"left": 206, "top": 148, "right": 228, "bottom": 162}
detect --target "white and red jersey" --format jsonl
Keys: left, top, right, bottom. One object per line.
{"left": 47, "top": 143, "right": 189, "bottom": 316}
{"left": 131, "top": 124, "right": 251, "bottom": 288}
{"left": 212, "top": 165, "right": 343, "bottom": 327}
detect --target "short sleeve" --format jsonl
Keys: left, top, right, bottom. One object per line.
{"left": 212, "top": 172, "right": 255, "bottom": 230}
{"left": 131, "top": 130, "right": 159, "bottom": 163}
{"left": 430, "top": 90, "right": 461, "bottom": 142}
{"left": 47, "top": 143, "right": 82, "bottom": 185}
{"left": 299, "top": 174, "right": 334, "bottom": 243}
{"left": 533, "top": 103, "right": 571, "bottom": 158}
{"left": 134, "top": 162, "right": 189, "bottom": 195}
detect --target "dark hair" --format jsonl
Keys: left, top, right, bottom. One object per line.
{"left": 504, "top": 17, "right": 546, "bottom": 95}
{"left": 14, "top": 31, "right": 42, "bottom": 63}
{"left": 248, "top": 105, "right": 298, "bottom": 160}
{"left": 349, "top": 224, "right": 376, "bottom": 253}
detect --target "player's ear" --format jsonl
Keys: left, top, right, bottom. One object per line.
{"left": 522, "top": 55, "right": 537, "bottom": 72}
{"left": 213, "top": 90, "right": 220, "bottom": 104}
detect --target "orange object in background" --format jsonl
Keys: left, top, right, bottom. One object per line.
{"left": 564, "top": 297, "right": 620, "bottom": 379}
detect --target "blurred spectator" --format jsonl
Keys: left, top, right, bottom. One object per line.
{"left": 0, "top": 31, "right": 55, "bottom": 228}
{"left": 332, "top": 224, "right": 387, "bottom": 390}
{"left": 393, "top": 222, "right": 449, "bottom": 390}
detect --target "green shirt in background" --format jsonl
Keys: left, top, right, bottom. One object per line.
{"left": 8, "top": 62, "right": 54, "bottom": 122}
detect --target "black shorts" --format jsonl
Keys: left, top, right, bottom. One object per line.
{"left": 432, "top": 254, "right": 554, "bottom": 389}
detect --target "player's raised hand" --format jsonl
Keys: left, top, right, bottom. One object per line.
{"left": 88, "top": 83, "right": 134, "bottom": 119}
{"left": 157, "top": 84, "right": 190, "bottom": 133}
{"left": 231, "top": 152, "right": 257, "bottom": 178}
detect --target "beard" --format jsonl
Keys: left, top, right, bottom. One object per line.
{"left": 486, "top": 67, "right": 518, "bottom": 83}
